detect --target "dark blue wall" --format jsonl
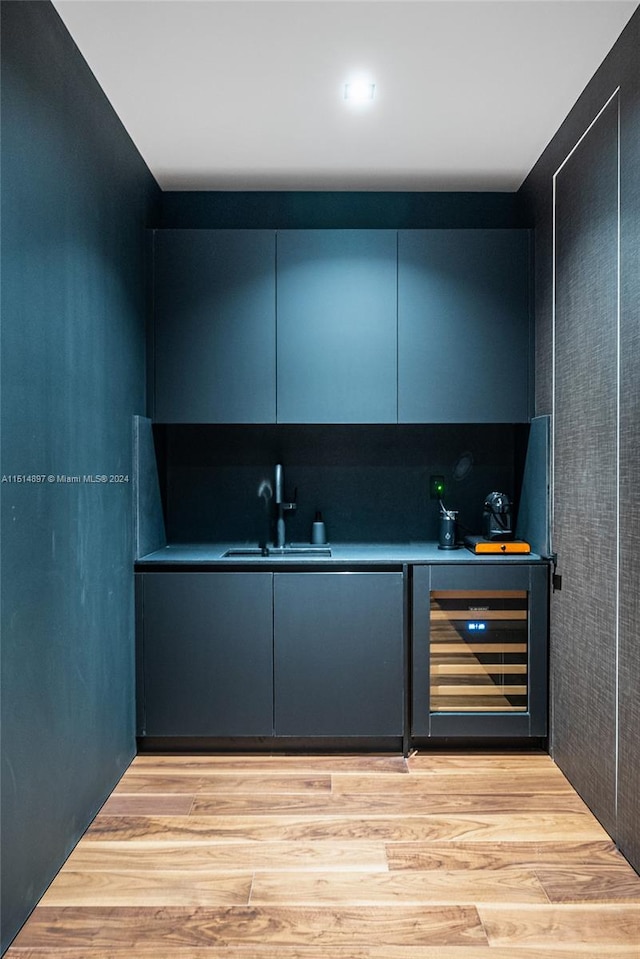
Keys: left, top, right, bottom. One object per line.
{"left": 0, "top": 2, "right": 160, "bottom": 951}
{"left": 160, "top": 189, "right": 524, "bottom": 230}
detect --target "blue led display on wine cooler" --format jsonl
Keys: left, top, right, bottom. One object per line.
{"left": 467, "top": 621, "right": 487, "bottom": 632}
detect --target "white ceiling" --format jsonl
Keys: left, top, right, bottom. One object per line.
{"left": 52, "top": 0, "right": 638, "bottom": 191}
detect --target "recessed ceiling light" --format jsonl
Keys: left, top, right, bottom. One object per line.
{"left": 344, "top": 80, "right": 375, "bottom": 103}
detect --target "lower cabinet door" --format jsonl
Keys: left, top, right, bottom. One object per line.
{"left": 274, "top": 572, "right": 404, "bottom": 736}
{"left": 140, "top": 572, "right": 273, "bottom": 736}
{"left": 411, "top": 564, "right": 548, "bottom": 738}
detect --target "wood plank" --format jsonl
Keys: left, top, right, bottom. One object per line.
{"left": 430, "top": 705, "right": 528, "bottom": 712}
{"left": 10, "top": 905, "right": 487, "bottom": 949}
{"left": 431, "top": 664, "right": 528, "bottom": 675}
{"left": 332, "top": 771, "right": 574, "bottom": 795}
{"left": 431, "top": 643, "right": 528, "bottom": 653}
{"left": 405, "top": 752, "right": 553, "bottom": 768}
{"left": 131, "top": 754, "right": 409, "bottom": 773}
{"left": 189, "top": 790, "right": 589, "bottom": 818}
{"left": 113, "top": 773, "right": 331, "bottom": 795}
{"left": 85, "top": 812, "right": 609, "bottom": 843}
{"left": 63, "top": 840, "right": 390, "bottom": 873}
{"left": 536, "top": 864, "right": 640, "bottom": 902}
{"left": 431, "top": 610, "right": 527, "bottom": 621}
{"left": 10, "top": 948, "right": 640, "bottom": 959}
{"left": 130, "top": 753, "right": 556, "bottom": 775}
{"left": 430, "top": 684, "right": 527, "bottom": 696}
{"left": 100, "top": 794, "right": 194, "bottom": 816}
{"left": 250, "top": 868, "right": 549, "bottom": 905}
{"left": 386, "top": 840, "right": 623, "bottom": 871}
{"left": 478, "top": 903, "right": 640, "bottom": 948}
{"left": 39, "top": 871, "right": 251, "bottom": 907}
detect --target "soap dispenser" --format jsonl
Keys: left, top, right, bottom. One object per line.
{"left": 311, "top": 511, "right": 327, "bottom": 545}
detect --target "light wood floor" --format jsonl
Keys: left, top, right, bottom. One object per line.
{"left": 7, "top": 751, "right": 640, "bottom": 957}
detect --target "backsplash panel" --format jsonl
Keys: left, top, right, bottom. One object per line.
{"left": 157, "top": 424, "right": 526, "bottom": 545}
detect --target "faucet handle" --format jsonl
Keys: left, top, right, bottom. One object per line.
{"left": 282, "top": 486, "right": 297, "bottom": 511}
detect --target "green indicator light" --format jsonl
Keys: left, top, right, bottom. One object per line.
{"left": 430, "top": 475, "right": 446, "bottom": 499}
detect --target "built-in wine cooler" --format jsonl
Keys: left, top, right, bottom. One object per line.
{"left": 412, "top": 564, "right": 548, "bottom": 738}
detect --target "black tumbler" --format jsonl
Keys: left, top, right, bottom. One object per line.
{"left": 438, "top": 512, "right": 458, "bottom": 549}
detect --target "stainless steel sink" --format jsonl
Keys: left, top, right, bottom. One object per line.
{"left": 222, "top": 548, "right": 266, "bottom": 557}
{"left": 223, "top": 545, "right": 332, "bottom": 558}
{"left": 267, "top": 546, "right": 332, "bottom": 556}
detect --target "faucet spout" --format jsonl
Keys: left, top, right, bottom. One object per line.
{"left": 274, "top": 463, "right": 284, "bottom": 505}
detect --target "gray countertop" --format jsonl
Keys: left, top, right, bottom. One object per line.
{"left": 136, "top": 542, "right": 545, "bottom": 567}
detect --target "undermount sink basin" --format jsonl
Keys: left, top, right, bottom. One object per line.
{"left": 222, "top": 548, "right": 266, "bottom": 557}
{"left": 223, "top": 545, "right": 332, "bottom": 558}
{"left": 267, "top": 546, "right": 332, "bottom": 556}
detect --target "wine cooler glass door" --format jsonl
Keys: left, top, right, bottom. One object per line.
{"left": 430, "top": 589, "right": 529, "bottom": 714}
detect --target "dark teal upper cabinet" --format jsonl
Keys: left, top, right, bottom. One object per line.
{"left": 152, "top": 229, "right": 531, "bottom": 425}
{"left": 398, "top": 230, "right": 532, "bottom": 423}
{"left": 154, "top": 230, "right": 276, "bottom": 422}
{"left": 276, "top": 231, "right": 397, "bottom": 423}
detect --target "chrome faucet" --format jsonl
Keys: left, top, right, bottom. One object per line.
{"left": 274, "top": 463, "right": 296, "bottom": 548}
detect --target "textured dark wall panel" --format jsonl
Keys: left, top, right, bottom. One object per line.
{"left": 618, "top": 58, "right": 640, "bottom": 871}
{"left": 0, "top": 2, "right": 160, "bottom": 951}
{"left": 552, "top": 98, "right": 619, "bottom": 838}
{"left": 520, "top": 11, "right": 639, "bottom": 421}
{"left": 519, "top": 7, "right": 640, "bottom": 873}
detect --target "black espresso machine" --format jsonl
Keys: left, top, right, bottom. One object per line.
{"left": 482, "top": 491, "right": 513, "bottom": 541}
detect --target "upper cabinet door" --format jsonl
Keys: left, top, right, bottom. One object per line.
{"left": 398, "top": 230, "right": 532, "bottom": 423}
{"left": 276, "top": 230, "right": 397, "bottom": 423}
{"left": 154, "top": 230, "right": 276, "bottom": 423}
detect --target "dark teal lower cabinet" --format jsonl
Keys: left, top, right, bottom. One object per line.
{"left": 138, "top": 572, "right": 274, "bottom": 737}
{"left": 274, "top": 572, "right": 405, "bottom": 737}
{"left": 411, "top": 564, "right": 548, "bottom": 738}
{"left": 137, "top": 569, "right": 405, "bottom": 741}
